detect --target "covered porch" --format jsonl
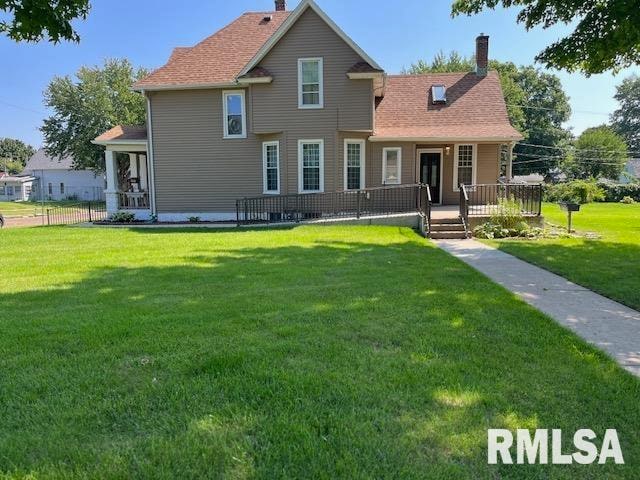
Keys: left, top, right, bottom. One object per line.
{"left": 93, "top": 126, "right": 151, "bottom": 219}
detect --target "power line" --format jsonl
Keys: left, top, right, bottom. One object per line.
{"left": 516, "top": 141, "right": 640, "bottom": 156}
{"left": 507, "top": 104, "right": 610, "bottom": 116}
{"left": 0, "top": 99, "right": 47, "bottom": 116}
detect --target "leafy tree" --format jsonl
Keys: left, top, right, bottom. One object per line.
{"left": 611, "top": 75, "right": 640, "bottom": 152}
{"left": 562, "top": 126, "right": 628, "bottom": 180}
{"left": 405, "top": 52, "right": 571, "bottom": 174}
{"left": 0, "top": 0, "right": 90, "bottom": 42}
{"left": 451, "top": 0, "right": 640, "bottom": 75}
{"left": 41, "top": 59, "right": 149, "bottom": 172}
{"left": 0, "top": 137, "right": 36, "bottom": 174}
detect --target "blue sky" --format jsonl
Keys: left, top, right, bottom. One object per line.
{"left": 0, "top": 0, "right": 637, "bottom": 147}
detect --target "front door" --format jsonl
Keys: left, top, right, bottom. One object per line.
{"left": 419, "top": 151, "right": 442, "bottom": 204}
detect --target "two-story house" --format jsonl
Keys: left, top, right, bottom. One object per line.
{"left": 94, "top": 0, "right": 523, "bottom": 224}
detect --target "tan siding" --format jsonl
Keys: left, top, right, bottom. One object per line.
{"left": 150, "top": 8, "right": 375, "bottom": 213}
{"left": 150, "top": 89, "right": 278, "bottom": 213}
{"left": 476, "top": 144, "right": 500, "bottom": 184}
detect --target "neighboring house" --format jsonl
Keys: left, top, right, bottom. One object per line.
{"left": 0, "top": 172, "right": 36, "bottom": 201}
{"left": 620, "top": 159, "right": 640, "bottom": 184}
{"left": 22, "top": 149, "right": 106, "bottom": 201}
{"left": 513, "top": 173, "right": 545, "bottom": 184}
{"left": 94, "top": 0, "right": 522, "bottom": 222}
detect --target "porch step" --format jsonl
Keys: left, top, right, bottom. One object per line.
{"left": 430, "top": 230, "right": 468, "bottom": 240}
{"left": 428, "top": 217, "right": 469, "bottom": 239}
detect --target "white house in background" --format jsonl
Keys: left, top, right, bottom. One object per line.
{"left": 620, "top": 159, "right": 640, "bottom": 184}
{"left": 0, "top": 173, "right": 36, "bottom": 201}
{"left": 22, "top": 149, "right": 106, "bottom": 201}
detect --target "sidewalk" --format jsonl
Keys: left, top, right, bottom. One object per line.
{"left": 436, "top": 239, "right": 640, "bottom": 377}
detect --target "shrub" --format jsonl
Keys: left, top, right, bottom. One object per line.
{"left": 621, "top": 196, "right": 636, "bottom": 204}
{"left": 473, "top": 221, "right": 543, "bottom": 239}
{"left": 544, "top": 180, "right": 605, "bottom": 204}
{"left": 188, "top": 216, "right": 201, "bottom": 223}
{"left": 110, "top": 211, "right": 135, "bottom": 223}
{"left": 596, "top": 180, "right": 640, "bottom": 202}
{"left": 489, "top": 197, "right": 524, "bottom": 229}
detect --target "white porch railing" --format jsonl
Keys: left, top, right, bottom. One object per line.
{"left": 118, "top": 192, "right": 149, "bottom": 210}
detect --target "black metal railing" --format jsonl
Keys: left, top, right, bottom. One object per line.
{"left": 237, "top": 184, "right": 431, "bottom": 226}
{"left": 46, "top": 202, "right": 108, "bottom": 226}
{"left": 461, "top": 183, "right": 542, "bottom": 216}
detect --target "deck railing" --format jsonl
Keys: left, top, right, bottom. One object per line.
{"left": 236, "top": 184, "right": 431, "bottom": 226}
{"left": 460, "top": 183, "right": 543, "bottom": 217}
{"left": 118, "top": 192, "right": 150, "bottom": 210}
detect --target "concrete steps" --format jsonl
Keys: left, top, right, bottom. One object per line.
{"left": 429, "top": 217, "right": 469, "bottom": 240}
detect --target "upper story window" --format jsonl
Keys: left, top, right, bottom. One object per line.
{"left": 454, "top": 144, "right": 476, "bottom": 190}
{"left": 223, "top": 90, "right": 247, "bottom": 139}
{"left": 382, "top": 147, "right": 401, "bottom": 185}
{"left": 298, "top": 58, "right": 323, "bottom": 109}
{"left": 344, "top": 139, "right": 365, "bottom": 190}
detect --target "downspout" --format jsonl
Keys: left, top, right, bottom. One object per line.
{"left": 144, "top": 91, "right": 158, "bottom": 217}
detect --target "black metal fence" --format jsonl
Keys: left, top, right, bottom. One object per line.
{"left": 45, "top": 202, "right": 108, "bottom": 226}
{"left": 237, "top": 184, "right": 431, "bottom": 225}
{"left": 461, "top": 183, "right": 543, "bottom": 217}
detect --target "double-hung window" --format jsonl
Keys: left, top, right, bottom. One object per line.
{"left": 298, "top": 58, "right": 323, "bottom": 109}
{"left": 223, "top": 90, "right": 246, "bottom": 139}
{"left": 344, "top": 139, "right": 365, "bottom": 190}
{"left": 298, "top": 139, "right": 324, "bottom": 193}
{"left": 263, "top": 141, "right": 280, "bottom": 194}
{"left": 454, "top": 144, "right": 476, "bottom": 190}
{"left": 382, "top": 147, "right": 402, "bottom": 185}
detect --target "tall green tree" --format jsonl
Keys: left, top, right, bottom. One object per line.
{"left": 405, "top": 52, "right": 571, "bottom": 174}
{"left": 451, "top": 0, "right": 640, "bottom": 75}
{"left": 611, "top": 75, "right": 640, "bottom": 152}
{"left": 561, "top": 126, "right": 628, "bottom": 180}
{"left": 0, "top": 138, "right": 36, "bottom": 174}
{"left": 0, "top": 0, "right": 90, "bottom": 42}
{"left": 41, "top": 59, "right": 149, "bottom": 172}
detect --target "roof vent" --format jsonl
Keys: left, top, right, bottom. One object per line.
{"left": 263, "top": 15, "right": 273, "bottom": 22}
{"left": 431, "top": 85, "right": 446, "bottom": 104}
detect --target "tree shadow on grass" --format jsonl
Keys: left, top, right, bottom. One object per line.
{"left": 1, "top": 237, "right": 639, "bottom": 478}
{"left": 492, "top": 239, "right": 640, "bottom": 310}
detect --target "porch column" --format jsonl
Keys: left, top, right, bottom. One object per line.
{"left": 507, "top": 142, "right": 515, "bottom": 181}
{"left": 105, "top": 149, "right": 119, "bottom": 214}
{"left": 139, "top": 154, "right": 148, "bottom": 191}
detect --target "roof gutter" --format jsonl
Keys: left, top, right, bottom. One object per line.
{"left": 132, "top": 82, "right": 241, "bottom": 92}
{"left": 368, "top": 135, "right": 524, "bottom": 143}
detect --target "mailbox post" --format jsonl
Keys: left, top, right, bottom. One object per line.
{"left": 559, "top": 202, "right": 581, "bottom": 233}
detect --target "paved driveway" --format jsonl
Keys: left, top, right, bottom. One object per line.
{"left": 2, "top": 216, "right": 46, "bottom": 228}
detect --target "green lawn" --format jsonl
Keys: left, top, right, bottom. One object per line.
{"left": 1, "top": 225, "right": 638, "bottom": 478}
{"left": 0, "top": 200, "right": 98, "bottom": 218}
{"left": 486, "top": 202, "right": 640, "bottom": 310}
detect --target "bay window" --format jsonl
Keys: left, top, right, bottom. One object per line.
{"left": 344, "top": 139, "right": 365, "bottom": 190}
{"left": 298, "top": 139, "right": 324, "bottom": 193}
{"left": 263, "top": 141, "right": 280, "bottom": 194}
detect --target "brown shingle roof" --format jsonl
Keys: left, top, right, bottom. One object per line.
{"left": 374, "top": 71, "right": 523, "bottom": 141}
{"left": 134, "top": 12, "right": 290, "bottom": 89}
{"left": 94, "top": 125, "right": 147, "bottom": 142}
{"left": 348, "top": 61, "right": 383, "bottom": 74}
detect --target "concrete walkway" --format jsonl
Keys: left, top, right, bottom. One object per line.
{"left": 436, "top": 239, "right": 640, "bottom": 377}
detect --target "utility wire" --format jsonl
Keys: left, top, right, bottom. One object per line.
{"left": 517, "top": 141, "right": 640, "bottom": 156}
{"left": 0, "top": 99, "right": 47, "bottom": 116}
{"left": 507, "top": 104, "right": 610, "bottom": 116}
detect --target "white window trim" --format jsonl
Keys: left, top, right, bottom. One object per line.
{"left": 453, "top": 144, "right": 477, "bottom": 191}
{"left": 222, "top": 90, "right": 247, "bottom": 139}
{"left": 344, "top": 139, "right": 366, "bottom": 190}
{"left": 382, "top": 147, "right": 402, "bottom": 185}
{"left": 298, "top": 139, "right": 325, "bottom": 193}
{"left": 298, "top": 58, "right": 324, "bottom": 109}
{"left": 262, "top": 141, "right": 280, "bottom": 195}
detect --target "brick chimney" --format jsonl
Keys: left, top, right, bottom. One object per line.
{"left": 475, "top": 34, "right": 489, "bottom": 76}
{"left": 275, "top": 0, "right": 286, "bottom": 11}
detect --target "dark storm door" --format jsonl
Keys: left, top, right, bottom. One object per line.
{"left": 420, "top": 151, "right": 441, "bottom": 204}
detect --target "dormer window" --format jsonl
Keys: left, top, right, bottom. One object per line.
{"left": 431, "top": 84, "right": 446, "bottom": 104}
{"left": 298, "top": 58, "right": 324, "bottom": 109}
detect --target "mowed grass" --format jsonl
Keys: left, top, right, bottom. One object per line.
{"left": 0, "top": 201, "right": 97, "bottom": 218}
{"left": 1, "top": 225, "right": 639, "bottom": 479}
{"left": 486, "top": 202, "right": 640, "bottom": 310}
